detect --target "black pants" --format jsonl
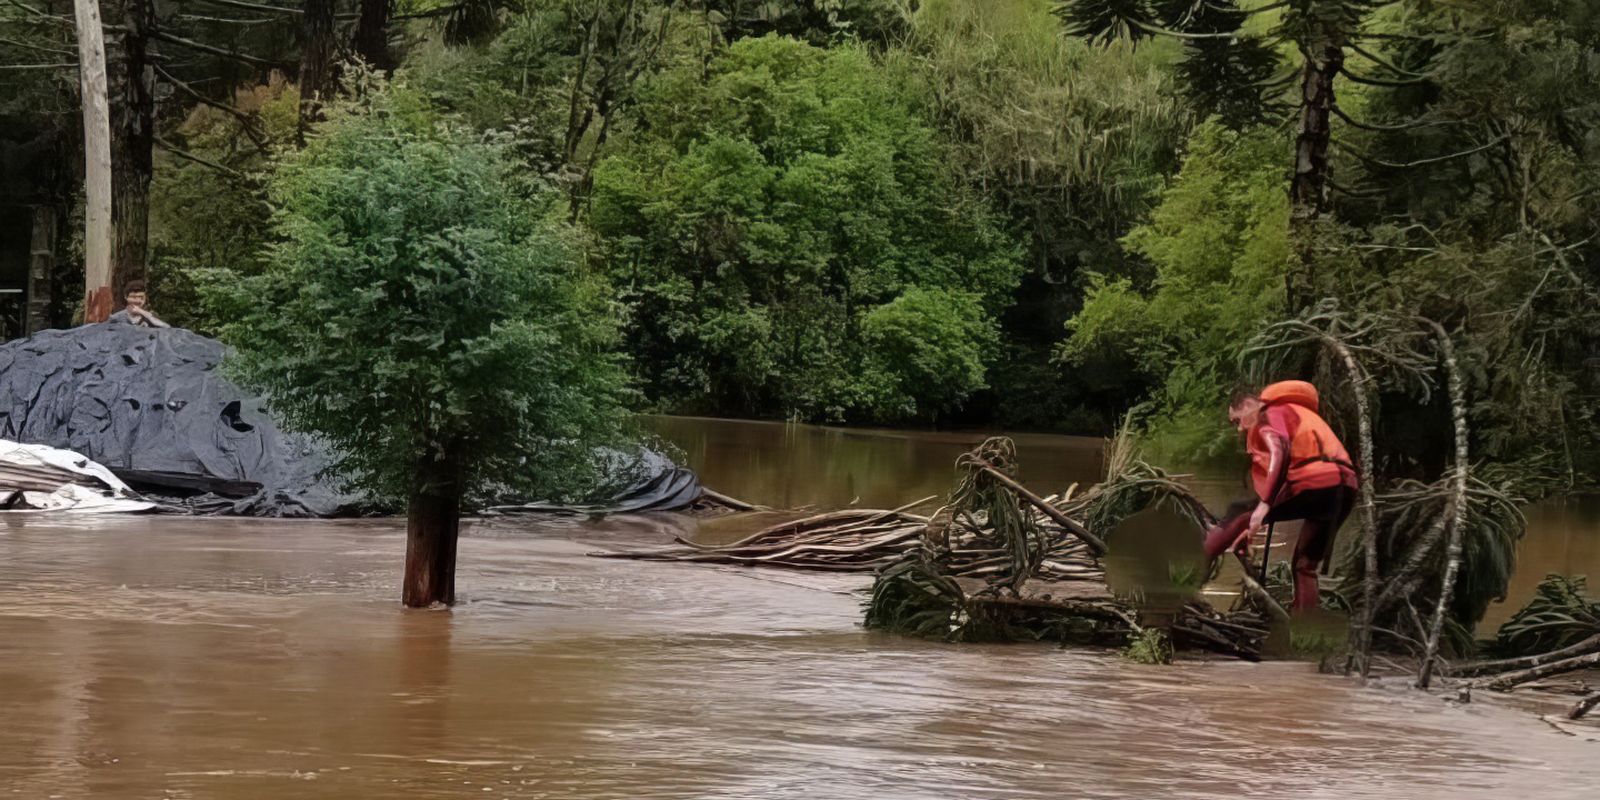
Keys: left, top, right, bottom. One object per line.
{"left": 1207, "top": 486, "right": 1355, "bottom": 610}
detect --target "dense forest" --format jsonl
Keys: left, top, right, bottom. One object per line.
{"left": 4, "top": 0, "right": 1600, "bottom": 487}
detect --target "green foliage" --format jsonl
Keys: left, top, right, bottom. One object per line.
{"left": 892, "top": 0, "right": 1191, "bottom": 431}
{"left": 859, "top": 288, "right": 999, "bottom": 421}
{"left": 864, "top": 552, "right": 967, "bottom": 639}
{"left": 1057, "top": 120, "right": 1289, "bottom": 456}
{"left": 215, "top": 82, "right": 628, "bottom": 504}
{"left": 591, "top": 35, "right": 1023, "bottom": 423}
{"left": 1493, "top": 574, "right": 1600, "bottom": 657}
{"left": 1122, "top": 627, "right": 1173, "bottom": 664}
{"left": 1289, "top": 627, "right": 1344, "bottom": 660}
{"left": 702, "top": 0, "right": 911, "bottom": 45}
{"left": 148, "top": 80, "right": 300, "bottom": 334}
{"left": 897, "top": 0, "right": 1187, "bottom": 274}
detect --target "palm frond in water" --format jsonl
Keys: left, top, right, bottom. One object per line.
{"left": 1493, "top": 575, "right": 1600, "bottom": 657}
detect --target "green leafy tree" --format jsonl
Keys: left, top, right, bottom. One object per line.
{"left": 890, "top": 0, "right": 1191, "bottom": 430}
{"left": 590, "top": 34, "right": 1023, "bottom": 424}
{"left": 1057, "top": 120, "right": 1289, "bottom": 456}
{"left": 148, "top": 78, "right": 301, "bottom": 334}
{"left": 218, "top": 84, "right": 628, "bottom": 606}
{"left": 860, "top": 287, "right": 1000, "bottom": 421}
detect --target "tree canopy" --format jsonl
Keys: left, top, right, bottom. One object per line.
{"left": 590, "top": 34, "right": 1022, "bottom": 423}
{"left": 216, "top": 83, "right": 628, "bottom": 508}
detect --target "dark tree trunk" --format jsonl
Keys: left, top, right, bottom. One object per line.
{"left": 1287, "top": 42, "right": 1344, "bottom": 312}
{"left": 402, "top": 454, "right": 465, "bottom": 607}
{"left": 353, "top": 0, "right": 392, "bottom": 71}
{"left": 28, "top": 205, "right": 57, "bottom": 334}
{"left": 297, "top": 0, "right": 337, "bottom": 140}
{"left": 108, "top": 0, "right": 155, "bottom": 306}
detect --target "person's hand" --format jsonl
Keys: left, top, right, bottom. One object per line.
{"left": 1248, "top": 501, "right": 1271, "bottom": 534}
{"left": 1230, "top": 502, "right": 1272, "bottom": 556}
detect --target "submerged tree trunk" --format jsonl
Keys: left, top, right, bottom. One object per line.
{"left": 297, "top": 0, "right": 337, "bottom": 139}
{"left": 72, "top": 0, "right": 114, "bottom": 322}
{"left": 28, "top": 205, "right": 57, "bottom": 334}
{"left": 1286, "top": 42, "right": 1344, "bottom": 312}
{"left": 108, "top": 0, "right": 155, "bottom": 305}
{"left": 402, "top": 453, "right": 465, "bottom": 607}
{"left": 353, "top": 0, "right": 391, "bottom": 71}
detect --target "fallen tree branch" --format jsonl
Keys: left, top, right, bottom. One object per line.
{"left": 971, "top": 462, "right": 1107, "bottom": 556}
{"left": 1482, "top": 651, "right": 1600, "bottom": 691}
{"left": 696, "top": 486, "right": 764, "bottom": 512}
{"left": 1451, "top": 635, "right": 1600, "bottom": 678}
{"left": 1234, "top": 552, "right": 1291, "bottom": 626}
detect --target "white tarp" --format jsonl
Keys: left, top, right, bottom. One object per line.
{"left": 0, "top": 439, "right": 155, "bottom": 514}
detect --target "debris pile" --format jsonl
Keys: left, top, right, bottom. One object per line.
{"left": 602, "top": 434, "right": 1272, "bottom": 660}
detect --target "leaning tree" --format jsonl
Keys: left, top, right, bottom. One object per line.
{"left": 219, "top": 83, "right": 629, "bottom": 607}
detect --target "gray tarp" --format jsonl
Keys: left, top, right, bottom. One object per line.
{"left": 0, "top": 324, "right": 703, "bottom": 517}
{"left": 0, "top": 324, "right": 345, "bottom": 516}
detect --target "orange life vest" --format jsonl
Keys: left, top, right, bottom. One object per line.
{"left": 1248, "top": 381, "right": 1357, "bottom": 503}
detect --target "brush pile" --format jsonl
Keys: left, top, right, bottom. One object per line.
{"left": 1445, "top": 575, "right": 1600, "bottom": 721}
{"left": 599, "top": 433, "right": 1272, "bottom": 660}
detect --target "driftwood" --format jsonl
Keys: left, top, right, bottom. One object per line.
{"left": 1233, "top": 553, "right": 1291, "bottom": 626}
{"left": 1480, "top": 651, "right": 1600, "bottom": 691}
{"left": 601, "top": 435, "right": 1271, "bottom": 660}
{"left": 1449, "top": 634, "right": 1600, "bottom": 679}
{"left": 697, "top": 487, "right": 764, "bottom": 512}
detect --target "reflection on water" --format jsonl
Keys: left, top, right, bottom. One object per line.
{"left": 647, "top": 415, "right": 1107, "bottom": 511}
{"left": 1, "top": 417, "right": 1597, "bottom": 799}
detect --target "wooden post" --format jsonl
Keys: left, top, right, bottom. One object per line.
{"left": 72, "top": 0, "right": 114, "bottom": 322}
{"left": 27, "top": 205, "right": 57, "bottom": 335}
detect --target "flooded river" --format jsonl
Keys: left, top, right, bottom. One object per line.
{"left": 2, "top": 417, "right": 1597, "bottom": 798}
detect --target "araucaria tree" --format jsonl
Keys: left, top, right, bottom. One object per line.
{"left": 220, "top": 84, "right": 628, "bottom": 607}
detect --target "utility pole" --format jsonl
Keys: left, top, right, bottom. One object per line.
{"left": 72, "top": 0, "right": 114, "bottom": 323}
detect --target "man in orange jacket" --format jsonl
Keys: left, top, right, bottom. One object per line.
{"left": 1203, "top": 381, "right": 1358, "bottom": 612}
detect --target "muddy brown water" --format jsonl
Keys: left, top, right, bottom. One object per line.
{"left": 3, "top": 416, "right": 1598, "bottom": 798}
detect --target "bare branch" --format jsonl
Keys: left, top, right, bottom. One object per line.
{"left": 1333, "top": 136, "right": 1510, "bottom": 170}
{"left": 1348, "top": 42, "right": 1428, "bottom": 78}
{"left": 174, "top": 13, "right": 284, "bottom": 24}
{"left": 154, "top": 63, "right": 268, "bottom": 150}
{"left": 0, "top": 61, "right": 74, "bottom": 69}
{"left": 156, "top": 136, "right": 246, "bottom": 179}
{"left": 190, "top": 0, "right": 299, "bottom": 14}
{"left": 1331, "top": 103, "right": 1445, "bottom": 133}
{"left": 1, "top": 0, "right": 52, "bottom": 18}
{"left": 151, "top": 29, "right": 281, "bottom": 68}
{"left": 1339, "top": 67, "right": 1428, "bottom": 88}
{"left": 0, "top": 34, "right": 74, "bottom": 56}
{"left": 1129, "top": 17, "right": 1244, "bottom": 40}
